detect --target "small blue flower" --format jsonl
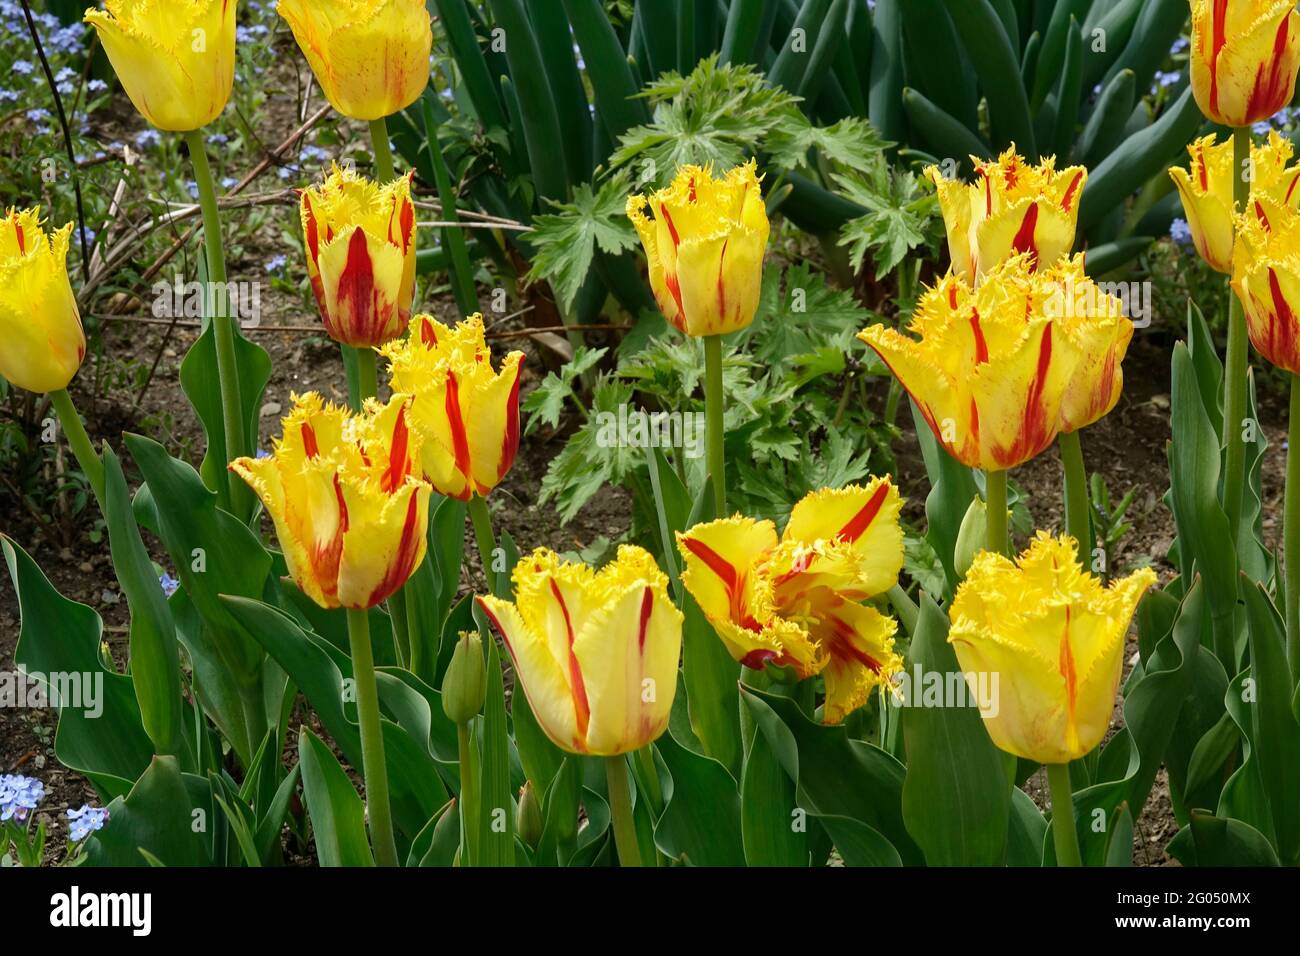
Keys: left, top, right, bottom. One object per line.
{"left": 136, "top": 129, "right": 162, "bottom": 149}
{"left": 256, "top": 447, "right": 272, "bottom": 460}
{"left": 55, "top": 67, "right": 76, "bottom": 83}
{"left": 13, "top": 60, "right": 33, "bottom": 75}
{"left": 160, "top": 572, "right": 180, "bottom": 597}
{"left": 221, "top": 176, "right": 238, "bottom": 189}
{"left": 266, "top": 254, "right": 288, "bottom": 274}
{"left": 186, "top": 181, "right": 199, "bottom": 199}
{"left": 1170, "top": 217, "right": 1193, "bottom": 247}
{"left": 1170, "top": 36, "right": 1189, "bottom": 56}
{"left": 209, "top": 132, "right": 230, "bottom": 146}
{"left": 1253, "top": 120, "right": 1274, "bottom": 136}
{"left": 0, "top": 775, "right": 45, "bottom": 823}
{"left": 66, "top": 805, "right": 109, "bottom": 842}
{"left": 88, "top": 79, "right": 107, "bottom": 93}
{"left": 26, "top": 108, "right": 50, "bottom": 123}
{"left": 0, "top": 89, "right": 17, "bottom": 103}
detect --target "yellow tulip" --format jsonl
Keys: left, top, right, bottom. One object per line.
{"left": 677, "top": 480, "right": 904, "bottom": 724}
{"left": 300, "top": 164, "right": 418, "bottom": 348}
{"left": 626, "top": 161, "right": 770, "bottom": 337}
{"left": 84, "top": 0, "right": 236, "bottom": 132}
{"left": 0, "top": 207, "right": 85, "bottom": 394}
{"left": 859, "top": 256, "right": 1082, "bottom": 471}
{"left": 477, "top": 546, "right": 683, "bottom": 756}
{"left": 1190, "top": 0, "right": 1300, "bottom": 128}
{"left": 277, "top": 0, "right": 432, "bottom": 121}
{"left": 926, "top": 147, "right": 1086, "bottom": 284}
{"left": 230, "top": 392, "right": 431, "bottom": 609}
{"left": 381, "top": 314, "right": 524, "bottom": 500}
{"left": 1047, "top": 256, "right": 1134, "bottom": 433}
{"left": 1169, "top": 132, "right": 1300, "bottom": 273}
{"left": 1232, "top": 198, "right": 1300, "bottom": 375}
{"left": 949, "top": 533, "right": 1157, "bottom": 764}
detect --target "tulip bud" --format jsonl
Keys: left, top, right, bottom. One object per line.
{"left": 516, "top": 782, "right": 542, "bottom": 849}
{"left": 442, "top": 631, "right": 486, "bottom": 725}
{"left": 954, "top": 496, "right": 987, "bottom": 580}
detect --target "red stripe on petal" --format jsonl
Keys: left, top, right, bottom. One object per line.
{"left": 497, "top": 359, "right": 522, "bottom": 481}
{"left": 1210, "top": 0, "right": 1229, "bottom": 116}
{"left": 550, "top": 579, "right": 591, "bottom": 739}
{"left": 335, "top": 229, "right": 377, "bottom": 343}
{"left": 637, "top": 586, "right": 653, "bottom": 653}
{"left": 1247, "top": 16, "right": 1295, "bottom": 122}
{"left": 1011, "top": 203, "right": 1041, "bottom": 265}
{"left": 366, "top": 492, "right": 421, "bottom": 606}
{"left": 302, "top": 421, "right": 319, "bottom": 458}
{"left": 445, "top": 370, "right": 473, "bottom": 485}
{"left": 838, "top": 480, "right": 890, "bottom": 544}
{"left": 382, "top": 404, "right": 410, "bottom": 494}
{"left": 1061, "top": 171, "right": 1084, "bottom": 213}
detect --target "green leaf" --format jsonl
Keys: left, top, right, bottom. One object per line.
{"left": 741, "top": 724, "right": 809, "bottom": 865}
{"left": 527, "top": 175, "right": 638, "bottom": 312}
{"left": 743, "top": 685, "right": 921, "bottom": 863}
{"left": 834, "top": 164, "right": 941, "bottom": 278}
{"left": 4, "top": 535, "right": 153, "bottom": 797}
{"left": 102, "top": 446, "right": 184, "bottom": 758}
{"left": 900, "top": 595, "right": 1012, "bottom": 865}
{"left": 84, "top": 757, "right": 218, "bottom": 866}
{"left": 941, "top": 0, "right": 1036, "bottom": 155}
{"left": 298, "top": 727, "right": 375, "bottom": 867}
{"left": 476, "top": 635, "right": 517, "bottom": 865}
{"left": 654, "top": 730, "right": 746, "bottom": 866}
{"left": 1168, "top": 810, "right": 1281, "bottom": 866}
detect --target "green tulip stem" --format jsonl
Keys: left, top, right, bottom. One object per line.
{"left": 49, "top": 389, "right": 104, "bottom": 506}
{"left": 456, "top": 721, "right": 479, "bottom": 866}
{"left": 369, "top": 116, "right": 397, "bottom": 183}
{"left": 985, "top": 469, "right": 1009, "bottom": 557}
{"left": 704, "top": 334, "right": 726, "bottom": 517}
{"left": 887, "top": 583, "right": 919, "bottom": 637}
{"left": 183, "top": 128, "right": 249, "bottom": 518}
{"left": 605, "top": 756, "right": 643, "bottom": 867}
{"left": 1222, "top": 126, "right": 1251, "bottom": 540}
{"left": 467, "top": 494, "right": 499, "bottom": 595}
{"left": 1047, "top": 762, "right": 1082, "bottom": 867}
{"left": 1286, "top": 374, "right": 1300, "bottom": 685}
{"left": 355, "top": 347, "right": 378, "bottom": 405}
{"left": 1059, "top": 430, "right": 1091, "bottom": 551}
{"left": 346, "top": 607, "right": 399, "bottom": 868}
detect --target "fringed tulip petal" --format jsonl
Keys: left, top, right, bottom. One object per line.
{"left": 1191, "top": 0, "right": 1300, "bottom": 128}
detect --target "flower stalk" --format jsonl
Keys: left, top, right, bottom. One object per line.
{"left": 605, "top": 756, "right": 643, "bottom": 867}
{"left": 1059, "top": 431, "right": 1090, "bottom": 550}
{"left": 1287, "top": 374, "right": 1300, "bottom": 685}
{"left": 467, "top": 494, "right": 498, "bottom": 595}
{"left": 704, "top": 335, "right": 726, "bottom": 517}
{"left": 1222, "top": 126, "right": 1251, "bottom": 539}
{"left": 346, "top": 607, "right": 399, "bottom": 867}
{"left": 985, "top": 470, "right": 1008, "bottom": 557}
{"left": 184, "top": 128, "right": 249, "bottom": 517}
{"left": 1046, "top": 763, "right": 1082, "bottom": 867}
{"left": 49, "top": 389, "right": 104, "bottom": 506}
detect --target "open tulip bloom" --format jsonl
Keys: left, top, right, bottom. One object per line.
{"left": 1170, "top": 131, "right": 1300, "bottom": 274}
{"left": 678, "top": 480, "right": 905, "bottom": 724}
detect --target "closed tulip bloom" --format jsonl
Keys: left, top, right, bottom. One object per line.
{"left": 1046, "top": 256, "right": 1134, "bottom": 433}
{"left": 1190, "top": 0, "right": 1300, "bottom": 128}
{"left": 277, "top": 0, "right": 432, "bottom": 121}
{"left": 230, "top": 392, "right": 431, "bottom": 609}
{"left": 1232, "top": 199, "right": 1300, "bottom": 375}
{"left": 381, "top": 314, "right": 524, "bottom": 500}
{"left": 0, "top": 208, "right": 85, "bottom": 393}
{"left": 300, "top": 164, "right": 417, "bottom": 348}
{"left": 626, "top": 161, "right": 769, "bottom": 337}
{"left": 477, "top": 546, "right": 682, "bottom": 756}
{"left": 949, "top": 533, "right": 1157, "bottom": 764}
{"left": 1169, "top": 132, "right": 1300, "bottom": 273}
{"left": 84, "top": 0, "right": 236, "bottom": 132}
{"left": 677, "top": 480, "right": 905, "bottom": 724}
{"left": 859, "top": 256, "right": 1080, "bottom": 471}
{"left": 927, "top": 147, "right": 1086, "bottom": 284}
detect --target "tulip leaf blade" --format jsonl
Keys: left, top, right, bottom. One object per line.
{"left": 899, "top": 595, "right": 1012, "bottom": 866}
{"left": 742, "top": 684, "right": 921, "bottom": 864}
{"left": 741, "top": 722, "right": 810, "bottom": 866}
{"left": 298, "top": 727, "right": 375, "bottom": 868}
{"left": 1168, "top": 811, "right": 1281, "bottom": 867}
{"left": 475, "top": 634, "right": 517, "bottom": 866}
{"left": 81, "top": 756, "right": 218, "bottom": 866}
{"left": 3, "top": 534, "right": 154, "bottom": 798}
{"left": 940, "top": 0, "right": 1036, "bottom": 156}
{"left": 653, "top": 730, "right": 747, "bottom": 866}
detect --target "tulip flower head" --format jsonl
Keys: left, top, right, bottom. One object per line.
{"left": 300, "top": 164, "right": 418, "bottom": 348}
{"left": 1232, "top": 198, "right": 1300, "bottom": 375}
{"left": 1170, "top": 131, "right": 1300, "bottom": 273}
{"left": 1190, "top": 0, "right": 1300, "bottom": 128}
{"left": 382, "top": 314, "right": 524, "bottom": 501}
{"left": 626, "top": 161, "right": 770, "bottom": 337}
{"left": 477, "top": 546, "right": 683, "bottom": 756}
{"left": 84, "top": 0, "right": 237, "bottom": 132}
{"left": 859, "top": 256, "right": 1083, "bottom": 471}
{"left": 927, "top": 147, "right": 1086, "bottom": 284}
{"left": 230, "top": 392, "right": 431, "bottom": 610}
{"left": 677, "top": 480, "right": 905, "bottom": 724}
{"left": 1046, "top": 256, "right": 1133, "bottom": 433}
{"left": 949, "top": 533, "right": 1157, "bottom": 764}
{"left": 0, "top": 207, "right": 85, "bottom": 394}
{"left": 278, "top": 0, "right": 432, "bottom": 121}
